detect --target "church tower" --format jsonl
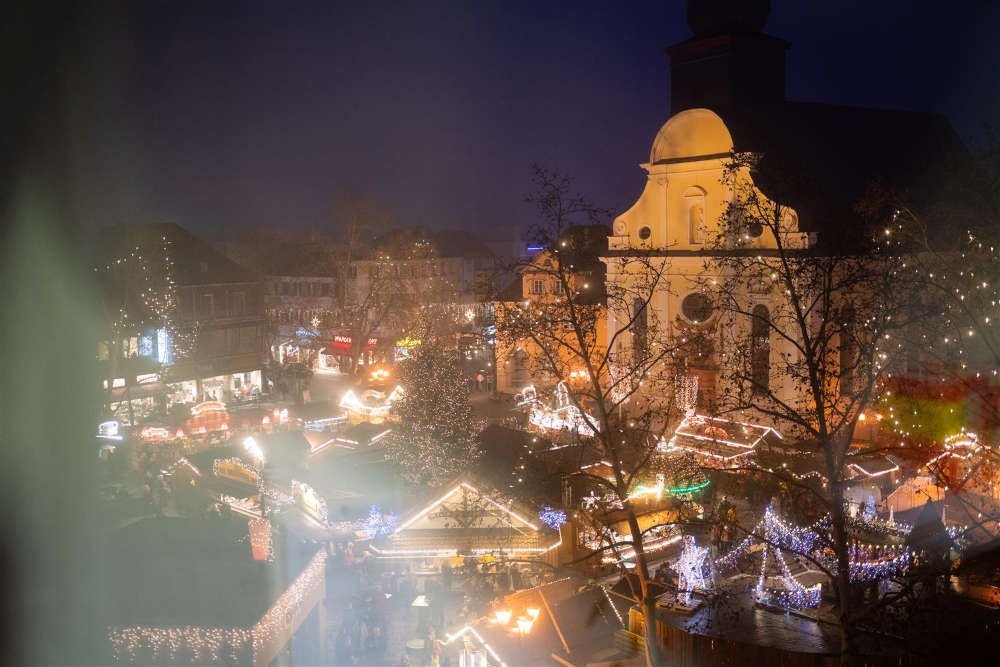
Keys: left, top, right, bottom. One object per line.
{"left": 667, "top": 0, "right": 788, "bottom": 118}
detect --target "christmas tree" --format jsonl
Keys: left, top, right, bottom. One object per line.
{"left": 384, "top": 342, "right": 481, "bottom": 485}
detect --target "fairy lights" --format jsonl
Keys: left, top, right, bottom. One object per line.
{"left": 524, "top": 382, "right": 599, "bottom": 437}
{"left": 292, "top": 480, "right": 328, "bottom": 524}
{"left": 213, "top": 458, "right": 262, "bottom": 490}
{"left": 191, "top": 401, "right": 227, "bottom": 417}
{"left": 108, "top": 549, "right": 327, "bottom": 664}
{"left": 443, "top": 625, "right": 508, "bottom": 667}
{"left": 339, "top": 386, "right": 403, "bottom": 418}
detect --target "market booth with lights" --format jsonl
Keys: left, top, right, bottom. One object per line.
{"left": 369, "top": 476, "right": 565, "bottom": 566}
{"left": 106, "top": 517, "right": 327, "bottom": 665}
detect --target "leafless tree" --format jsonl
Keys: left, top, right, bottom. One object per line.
{"left": 694, "top": 152, "right": 938, "bottom": 663}
{"left": 495, "top": 166, "right": 708, "bottom": 666}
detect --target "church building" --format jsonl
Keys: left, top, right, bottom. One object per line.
{"left": 602, "top": 0, "right": 968, "bottom": 417}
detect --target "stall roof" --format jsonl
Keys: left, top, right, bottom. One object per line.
{"left": 665, "top": 414, "right": 781, "bottom": 462}
{"left": 106, "top": 516, "right": 319, "bottom": 627}
{"left": 371, "top": 475, "right": 560, "bottom": 558}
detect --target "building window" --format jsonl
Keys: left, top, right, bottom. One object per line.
{"left": 232, "top": 291, "right": 246, "bottom": 316}
{"left": 638, "top": 226, "right": 652, "bottom": 241}
{"left": 685, "top": 186, "right": 707, "bottom": 244}
{"left": 681, "top": 292, "right": 713, "bottom": 323}
{"left": 751, "top": 304, "right": 770, "bottom": 394}
{"left": 633, "top": 297, "right": 648, "bottom": 364}
{"left": 529, "top": 278, "right": 543, "bottom": 295}
{"left": 200, "top": 293, "right": 214, "bottom": 317}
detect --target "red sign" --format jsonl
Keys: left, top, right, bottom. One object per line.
{"left": 327, "top": 335, "right": 378, "bottom": 355}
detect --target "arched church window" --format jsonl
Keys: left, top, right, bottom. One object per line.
{"left": 684, "top": 186, "right": 707, "bottom": 244}
{"left": 751, "top": 304, "right": 770, "bottom": 393}
{"left": 632, "top": 297, "right": 648, "bottom": 363}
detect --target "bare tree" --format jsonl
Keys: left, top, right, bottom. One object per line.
{"left": 695, "top": 152, "right": 937, "bottom": 663}
{"left": 495, "top": 167, "right": 706, "bottom": 666}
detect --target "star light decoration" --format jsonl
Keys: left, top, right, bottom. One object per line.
{"left": 675, "top": 535, "right": 709, "bottom": 605}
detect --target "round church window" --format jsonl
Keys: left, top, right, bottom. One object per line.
{"left": 638, "top": 226, "right": 652, "bottom": 240}
{"left": 681, "top": 292, "right": 714, "bottom": 323}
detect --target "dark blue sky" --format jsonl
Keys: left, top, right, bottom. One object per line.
{"left": 75, "top": 0, "right": 999, "bottom": 240}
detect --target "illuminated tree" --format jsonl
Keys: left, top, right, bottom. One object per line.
{"left": 95, "top": 234, "right": 198, "bottom": 421}
{"left": 383, "top": 341, "right": 482, "bottom": 485}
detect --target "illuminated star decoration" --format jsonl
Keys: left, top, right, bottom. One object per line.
{"left": 311, "top": 315, "right": 320, "bottom": 329}
{"left": 538, "top": 505, "right": 567, "bottom": 530}
{"left": 676, "top": 535, "right": 709, "bottom": 604}
{"left": 362, "top": 505, "right": 397, "bottom": 539}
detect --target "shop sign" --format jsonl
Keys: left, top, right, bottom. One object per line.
{"left": 395, "top": 337, "right": 421, "bottom": 348}
{"left": 329, "top": 335, "right": 378, "bottom": 355}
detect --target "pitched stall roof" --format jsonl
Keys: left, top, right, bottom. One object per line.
{"left": 664, "top": 414, "right": 780, "bottom": 462}
{"left": 370, "top": 478, "right": 560, "bottom": 558}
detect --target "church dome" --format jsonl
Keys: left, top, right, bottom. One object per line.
{"left": 687, "top": 0, "right": 771, "bottom": 37}
{"left": 649, "top": 108, "right": 733, "bottom": 164}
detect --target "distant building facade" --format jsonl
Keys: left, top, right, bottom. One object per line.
{"left": 494, "top": 226, "right": 609, "bottom": 395}
{"left": 96, "top": 223, "right": 265, "bottom": 423}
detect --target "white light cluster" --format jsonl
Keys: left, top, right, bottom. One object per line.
{"left": 521, "top": 382, "right": 600, "bottom": 437}
{"left": 339, "top": 386, "right": 404, "bottom": 417}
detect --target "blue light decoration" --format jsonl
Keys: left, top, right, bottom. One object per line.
{"left": 538, "top": 505, "right": 567, "bottom": 530}
{"left": 295, "top": 327, "right": 320, "bottom": 339}
{"left": 362, "top": 505, "right": 397, "bottom": 539}
{"left": 139, "top": 334, "right": 153, "bottom": 358}
{"left": 156, "top": 327, "right": 173, "bottom": 365}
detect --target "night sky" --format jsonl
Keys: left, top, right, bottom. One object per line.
{"left": 71, "top": 0, "right": 999, "bottom": 240}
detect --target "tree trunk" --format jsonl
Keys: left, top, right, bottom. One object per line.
{"left": 830, "top": 479, "right": 858, "bottom": 666}
{"left": 625, "top": 510, "right": 665, "bottom": 667}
